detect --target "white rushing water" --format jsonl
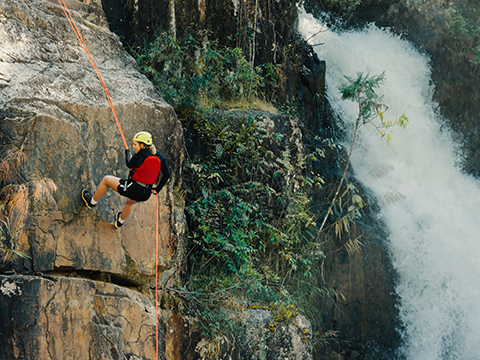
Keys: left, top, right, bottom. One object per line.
{"left": 298, "top": 9, "right": 480, "bottom": 360}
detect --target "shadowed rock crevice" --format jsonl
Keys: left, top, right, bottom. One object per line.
{"left": 45, "top": 267, "right": 148, "bottom": 290}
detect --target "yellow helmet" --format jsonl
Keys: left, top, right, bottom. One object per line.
{"left": 133, "top": 131, "right": 153, "bottom": 146}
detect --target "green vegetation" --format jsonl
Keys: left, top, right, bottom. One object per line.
{"left": 448, "top": 0, "right": 480, "bottom": 65}
{"left": 130, "top": 29, "right": 407, "bottom": 358}
{"left": 182, "top": 111, "right": 327, "bottom": 329}
{"left": 318, "top": 72, "right": 407, "bottom": 241}
{"left": 131, "top": 29, "right": 281, "bottom": 112}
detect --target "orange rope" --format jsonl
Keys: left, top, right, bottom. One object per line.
{"left": 57, "top": 0, "right": 128, "bottom": 150}
{"left": 155, "top": 194, "right": 159, "bottom": 360}
{"left": 58, "top": 1, "right": 160, "bottom": 357}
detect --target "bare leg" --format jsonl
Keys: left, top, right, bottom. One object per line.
{"left": 93, "top": 175, "right": 121, "bottom": 202}
{"left": 120, "top": 198, "right": 137, "bottom": 221}
{"left": 92, "top": 176, "right": 137, "bottom": 223}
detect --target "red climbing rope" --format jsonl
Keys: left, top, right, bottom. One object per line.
{"left": 58, "top": 1, "right": 161, "bottom": 357}
{"left": 155, "top": 194, "right": 159, "bottom": 360}
{"left": 57, "top": 0, "right": 128, "bottom": 150}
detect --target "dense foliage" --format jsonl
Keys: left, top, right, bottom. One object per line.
{"left": 129, "top": 28, "right": 406, "bottom": 358}
{"left": 448, "top": 0, "right": 480, "bottom": 65}
{"left": 131, "top": 30, "right": 281, "bottom": 111}
{"left": 182, "top": 110, "right": 329, "bottom": 326}
{"left": 130, "top": 29, "right": 337, "bottom": 346}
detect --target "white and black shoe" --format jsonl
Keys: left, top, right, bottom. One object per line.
{"left": 114, "top": 211, "right": 124, "bottom": 229}
{"left": 81, "top": 189, "right": 96, "bottom": 209}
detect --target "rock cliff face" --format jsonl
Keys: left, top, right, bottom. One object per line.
{"left": 101, "top": 0, "right": 299, "bottom": 66}
{"left": 317, "top": 207, "right": 400, "bottom": 356}
{"left": 100, "top": 0, "right": 327, "bottom": 127}
{"left": 379, "top": 0, "right": 480, "bottom": 178}
{"left": 0, "top": 0, "right": 185, "bottom": 279}
{"left": 0, "top": 0, "right": 184, "bottom": 358}
{"left": 0, "top": 275, "right": 165, "bottom": 360}
{"left": 98, "top": 0, "right": 401, "bottom": 357}
{"left": 97, "top": 0, "right": 406, "bottom": 358}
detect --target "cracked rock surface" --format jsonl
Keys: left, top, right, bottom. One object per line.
{"left": 0, "top": 275, "right": 166, "bottom": 359}
{"left": 0, "top": 1, "right": 184, "bottom": 358}
{"left": 0, "top": 0, "right": 185, "bottom": 280}
{"left": 0, "top": 1, "right": 315, "bottom": 359}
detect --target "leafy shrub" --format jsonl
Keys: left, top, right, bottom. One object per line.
{"left": 131, "top": 29, "right": 280, "bottom": 112}
{"left": 181, "top": 110, "right": 330, "bottom": 340}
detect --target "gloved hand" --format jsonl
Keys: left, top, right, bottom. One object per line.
{"left": 125, "top": 149, "right": 132, "bottom": 165}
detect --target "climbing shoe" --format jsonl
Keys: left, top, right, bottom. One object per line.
{"left": 81, "top": 189, "right": 96, "bottom": 209}
{"left": 114, "top": 211, "right": 124, "bottom": 229}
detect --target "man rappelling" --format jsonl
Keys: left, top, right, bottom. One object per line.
{"left": 81, "top": 131, "right": 170, "bottom": 228}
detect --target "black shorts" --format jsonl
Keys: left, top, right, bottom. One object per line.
{"left": 117, "top": 179, "right": 152, "bottom": 202}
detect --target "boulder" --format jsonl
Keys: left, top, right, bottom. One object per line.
{"left": 179, "top": 308, "right": 312, "bottom": 360}
{"left": 237, "top": 309, "right": 312, "bottom": 360}
{"left": 0, "top": 0, "right": 186, "bottom": 282}
{"left": 0, "top": 274, "right": 166, "bottom": 360}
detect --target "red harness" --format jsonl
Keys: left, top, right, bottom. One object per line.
{"left": 131, "top": 155, "right": 161, "bottom": 185}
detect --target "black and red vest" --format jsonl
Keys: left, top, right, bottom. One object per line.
{"left": 131, "top": 155, "right": 161, "bottom": 185}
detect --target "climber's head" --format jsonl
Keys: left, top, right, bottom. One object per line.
{"left": 132, "top": 131, "right": 152, "bottom": 153}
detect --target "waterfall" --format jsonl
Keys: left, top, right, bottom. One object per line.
{"left": 298, "top": 9, "right": 480, "bottom": 360}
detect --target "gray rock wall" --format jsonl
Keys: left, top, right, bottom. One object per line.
{"left": 0, "top": 0, "right": 185, "bottom": 280}
{"left": 0, "top": 275, "right": 166, "bottom": 360}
